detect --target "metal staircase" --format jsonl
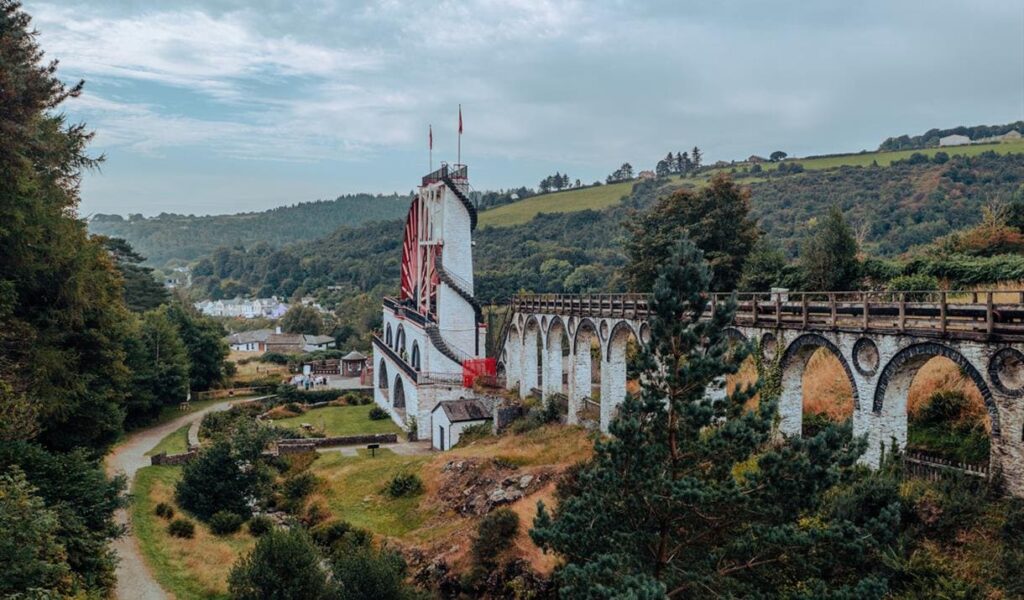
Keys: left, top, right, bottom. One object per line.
{"left": 425, "top": 322, "right": 473, "bottom": 366}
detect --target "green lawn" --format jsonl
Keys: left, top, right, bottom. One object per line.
{"left": 132, "top": 466, "right": 255, "bottom": 600}
{"left": 478, "top": 180, "right": 635, "bottom": 227}
{"left": 272, "top": 404, "right": 402, "bottom": 437}
{"left": 146, "top": 424, "right": 191, "bottom": 457}
{"left": 311, "top": 449, "right": 437, "bottom": 538}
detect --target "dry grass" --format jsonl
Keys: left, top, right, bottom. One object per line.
{"left": 132, "top": 466, "right": 256, "bottom": 600}
{"left": 906, "top": 357, "right": 988, "bottom": 429}
{"left": 228, "top": 352, "right": 288, "bottom": 381}
{"left": 801, "top": 349, "right": 855, "bottom": 421}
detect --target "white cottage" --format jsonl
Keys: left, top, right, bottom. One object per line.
{"left": 430, "top": 399, "right": 490, "bottom": 451}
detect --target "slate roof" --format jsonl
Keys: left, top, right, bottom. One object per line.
{"left": 432, "top": 398, "right": 490, "bottom": 423}
{"left": 342, "top": 350, "right": 367, "bottom": 361}
{"left": 226, "top": 329, "right": 274, "bottom": 344}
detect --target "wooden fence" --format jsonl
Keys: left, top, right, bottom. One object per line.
{"left": 902, "top": 450, "right": 989, "bottom": 482}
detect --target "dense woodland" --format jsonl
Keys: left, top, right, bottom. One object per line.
{"left": 88, "top": 193, "right": 412, "bottom": 264}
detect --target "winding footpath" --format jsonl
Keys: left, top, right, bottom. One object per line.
{"left": 104, "top": 401, "right": 235, "bottom": 600}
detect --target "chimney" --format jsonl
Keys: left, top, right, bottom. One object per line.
{"left": 275, "top": 326, "right": 282, "bottom": 334}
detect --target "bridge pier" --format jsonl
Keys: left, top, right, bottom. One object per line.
{"left": 520, "top": 320, "right": 540, "bottom": 397}
{"left": 500, "top": 293, "right": 1024, "bottom": 497}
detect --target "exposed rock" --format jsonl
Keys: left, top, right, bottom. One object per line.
{"left": 437, "top": 458, "right": 554, "bottom": 516}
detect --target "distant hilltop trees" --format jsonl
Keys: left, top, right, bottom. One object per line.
{"left": 654, "top": 147, "right": 702, "bottom": 178}
{"left": 879, "top": 121, "right": 1024, "bottom": 152}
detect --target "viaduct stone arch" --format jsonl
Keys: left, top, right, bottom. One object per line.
{"left": 502, "top": 293, "right": 1024, "bottom": 497}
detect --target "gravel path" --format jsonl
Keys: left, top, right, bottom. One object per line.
{"left": 104, "top": 401, "right": 235, "bottom": 600}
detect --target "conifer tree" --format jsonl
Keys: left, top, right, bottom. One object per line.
{"left": 531, "top": 239, "right": 900, "bottom": 598}
{"left": 801, "top": 206, "right": 860, "bottom": 290}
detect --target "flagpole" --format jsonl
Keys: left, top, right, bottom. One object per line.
{"left": 429, "top": 124, "right": 433, "bottom": 173}
{"left": 457, "top": 105, "right": 462, "bottom": 166}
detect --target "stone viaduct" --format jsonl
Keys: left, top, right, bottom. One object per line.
{"left": 499, "top": 291, "right": 1024, "bottom": 496}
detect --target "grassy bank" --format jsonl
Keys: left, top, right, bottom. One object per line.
{"left": 145, "top": 424, "right": 191, "bottom": 457}
{"left": 131, "top": 465, "right": 256, "bottom": 600}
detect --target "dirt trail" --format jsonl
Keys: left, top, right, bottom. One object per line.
{"left": 104, "top": 401, "right": 234, "bottom": 600}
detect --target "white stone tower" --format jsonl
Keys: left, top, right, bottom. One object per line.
{"left": 373, "top": 163, "right": 487, "bottom": 435}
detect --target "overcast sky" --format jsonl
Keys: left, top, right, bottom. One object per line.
{"left": 26, "top": 0, "right": 1024, "bottom": 217}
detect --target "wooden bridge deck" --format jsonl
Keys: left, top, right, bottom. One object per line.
{"left": 510, "top": 291, "right": 1024, "bottom": 342}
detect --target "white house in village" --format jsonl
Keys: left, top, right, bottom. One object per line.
{"left": 195, "top": 297, "right": 289, "bottom": 319}
{"left": 373, "top": 163, "right": 489, "bottom": 440}
{"left": 226, "top": 328, "right": 274, "bottom": 352}
{"left": 430, "top": 398, "right": 490, "bottom": 451}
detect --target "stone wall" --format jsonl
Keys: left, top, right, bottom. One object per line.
{"left": 150, "top": 450, "right": 196, "bottom": 466}
{"left": 276, "top": 433, "right": 398, "bottom": 449}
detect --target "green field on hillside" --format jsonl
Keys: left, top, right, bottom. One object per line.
{"left": 477, "top": 140, "right": 1024, "bottom": 229}
{"left": 743, "top": 140, "right": 1024, "bottom": 173}
{"left": 478, "top": 180, "right": 635, "bottom": 227}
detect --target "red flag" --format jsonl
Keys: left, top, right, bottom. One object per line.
{"left": 429, "top": 125, "right": 433, "bottom": 150}
{"left": 458, "top": 105, "right": 463, "bottom": 135}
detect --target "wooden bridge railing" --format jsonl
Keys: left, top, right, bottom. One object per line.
{"left": 511, "top": 290, "right": 1024, "bottom": 342}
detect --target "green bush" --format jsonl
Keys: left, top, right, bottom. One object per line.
{"left": 167, "top": 518, "right": 195, "bottom": 539}
{"left": 330, "top": 545, "right": 411, "bottom": 600}
{"left": 457, "top": 423, "right": 492, "bottom": 445}
{"left": 886, "top": 274, "right": 941, "bottom": 300}
{"left": 471, "top": 508, "right": 520, "bottom": 568}
{"left": 175, "top": 439, "right": 268, "bottom": 521}
{"left": 248, "top": 515, "right": 274, "bottom": 537}
{"left": 154, "top": 502, "right": 175, "bottom": 520}
{"left": 275, "top": 385, "right": 345, "bottom": 404}
{"left": 209, "top": 510, "right": 245, "bottom": 535}
{"left": 368, "top": 406, "right": 389, "bottom": 421}
{"left": 261, "top": 352, "right": 291, "bottom": 365}
{"left": 310, "top": 519, "right": 373, "bottom": 552}
{"left": 384, "top": 473, "right": 423, "bottom": 498}
{"left": 229, "top": 529, "right": 336, "bottom": 600}
{"left": 282, "top": 472, "right": 319, "bottom": 502}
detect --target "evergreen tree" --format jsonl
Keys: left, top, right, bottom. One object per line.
{"left": 801, "top": 206, "right": 860, "bottom": 290}
{"left": 691, "top": 146, "right": 702, "bottom": 170}
{"left": 676, "top": 151, "right": 685, "bottom": 174}
{"left": 100, "top": 237, "right": 169, "bottom": 312}
{"left": 229, "top": 529, "right": 336, "bottom": 600}
{"left": 531, "top": 239, "right": 900, "bottom": 598}
{"left": 1, "top": 0, "right": 131, "bottom": 453}
{"left": 655, "top": 159, "right": 671, "bottom": 178}
{"left": 0, "top": 467, "right": 71, "bottom": 597}
{"left": 625, "top": 173, "right": 758, "bottom": 292}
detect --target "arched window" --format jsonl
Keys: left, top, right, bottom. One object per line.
{"left": 411, "top": 341, "right": 421, "bottom": 371}
{"left": 393, "top": 375, "right": 406, "bottom": 409}
{"left": 378, "top": 359, "right": 389, "bottom": 389}
{"left": 396, "top": 325, "right": 407, "bottom": 357}
{"left": 386, "top": 323, "right": 393, "bottom": 347}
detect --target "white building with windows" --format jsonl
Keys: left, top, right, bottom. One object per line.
{"left": 373, "top": 163, "right": 488, "bottom": 437}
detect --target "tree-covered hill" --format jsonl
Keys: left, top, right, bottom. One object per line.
{"left": 87, "top": 193, "right": 412, "bottom": 265}
{"left": 879, "top": 121, "right": 1024, "bottom": 151}
{"left": 189, "top": 151, "right": 1024, "bottom": 306}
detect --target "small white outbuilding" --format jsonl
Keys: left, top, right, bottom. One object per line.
{"left": 430, "top": 399, "right": 490, "bottom": 451}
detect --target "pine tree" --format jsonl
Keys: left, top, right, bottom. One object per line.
{"left": 531, "top": 239, "right": 900, "bottom": 598}
{"left": 691, "top": 146, "right": 702, "bottom": 170}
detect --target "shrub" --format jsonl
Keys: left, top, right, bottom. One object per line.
{"left": 472, "top": 508, "right": 520, "bottom": 566}
{"left": 285, "top": 402, "right": 304, "bottom": 414}
{"left": 175, "top": 439, "right": 268, "bottom": 521}
{"left": 330, "top": 545, "right": 411, "bottom": 600}
{"left": 457, "top": 423, "right": 492, "bottom": 445}
{"left": 209, "top": 510, "right": 245, "bottom": 535}
{"left": 154, "top": 502, "right": 175, "bottom": 520}
{"left": 229, "top": 529, "right": 336, "bottom": 600}
{"left": 282, "top": 472, "right": 318, "bottom": 502}
{"left": 167, "top": 518, "right": 195, "bottom": 539}
{"left": 248, "top": 515, "right": 274, "bottom": 537}
{"left": 368, "top": 406, "right": 389, "bottom": 420}
{"left": 301, "top": 499, "right": 331, "bottom": 527}
{"left": 310, "top": 520, "right": 373, "bottom": 551}
{"left": 886, "top": 274, "right": 941, "bottom": 300}
{"left": 384, "top": 473, "right": 423, "bottom": 498}
{"left": 260, "top": 352, "right": 291, "bottom": 365}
